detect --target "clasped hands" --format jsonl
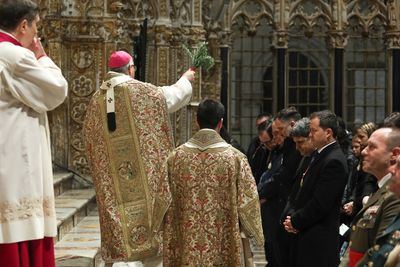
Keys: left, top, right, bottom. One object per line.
{"left": 283, "top": 216, "right": 299, "bottom": 234}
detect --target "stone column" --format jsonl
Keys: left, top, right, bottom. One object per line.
{"left": 386, "top": 32, "right": 400, "bottom": 112}
{"left": 272, "top": 0, "right": 290, "bottom": 111}
{"left": 327, "top": 32, "right": 347, "bottom": 117}
{"left": 386, "top": 0, "right": 400, "bottom": 112}
{"left": 272, "top": 30, "right": 289, "bottom": 111}
{"left": 328, "top": 0, "right": 348, "bottom": 117}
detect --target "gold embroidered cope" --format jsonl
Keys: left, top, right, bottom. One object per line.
{"left": 83, "top": 72, "right": 173, "bottom": 262}
{"left": 163, "top": 129, "right": 264, "bottom": 266}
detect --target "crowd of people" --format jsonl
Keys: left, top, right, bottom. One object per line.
{"left": 2, "top": 1, "right": 400, "bottom": 267}
{"left": 247, "top": 108, "right": 400, "bottom": 267}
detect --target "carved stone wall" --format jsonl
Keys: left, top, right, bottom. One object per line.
{"left": 36, "top": 0, "right": 400, "bottom": 175}
{"left": 36, "top": 0, "right": 211, "bottom": 175}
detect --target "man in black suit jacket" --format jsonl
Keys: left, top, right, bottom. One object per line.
{"left": 284, "top": 110, "right": 348, "bottom": 267}
{"left": 258, "top": 107, "right": 302, "bottom": 267}
{"left": 247, "top": 113, "right": 271, "bottom": 184}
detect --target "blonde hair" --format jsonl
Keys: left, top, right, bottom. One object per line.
{"left": 358, "top": 122, "right": 376, "bottom": 137}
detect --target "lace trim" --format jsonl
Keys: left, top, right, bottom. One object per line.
{"left": 0, "top": 196, "right": 55, "bottom": 223}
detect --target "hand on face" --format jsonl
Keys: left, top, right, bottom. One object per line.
{"left": 27, "top": 37, "right": 47, "bottom": 59}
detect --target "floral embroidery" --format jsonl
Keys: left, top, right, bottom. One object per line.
{"left": 163, "top": 130, "right": 263, "bottom": 266}
{"left": 0, "top": 196, "right": 55, "bottom": 223}
{"left": 84, "top": 73, "right": 172, "bottom": 262}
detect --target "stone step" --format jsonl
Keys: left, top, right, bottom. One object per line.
{"left": 55, "top": 214, "right": 101, "bottom": 267}
{"left": 52, "top": 170, "right": 267, "bottom": 267}
{"left": 53, "top": 171, "right": 74, "bottom": 197}
{"left": 55, "top": 188, "right": 96, "bottom": 241}
{"left": 251, "top": 244, "right": 267, "bottom": 266}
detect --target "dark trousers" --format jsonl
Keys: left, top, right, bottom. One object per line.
{"left": 261, "top": 200, "right": 287, "bottom": 267}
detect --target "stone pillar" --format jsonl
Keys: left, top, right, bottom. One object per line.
{"left": 272, "top": 0, "right": 290, "bottom": 111}
{"left": 220, "top": 46, "right": 229, "bottom": 127}
{"left": 392, "top": 48, "right": 400, "bottom": 111}
{"left": 328, "top": 0, "right": 348, "bottom": 116}
{"left": 66, "top": 39, "right": 104, "bottom": 175}
{"left": 386, "top": 32, "right": 400, "bottom": 112}
{"left": 327, "top": 31, "right": 347, "bottom": 117}
{"left": 386, "top": 0, "right": 400, "bottom": 112}
{"left": 37, "top": 1, "right": 68, "bottom": 169}
{"left": 272, "top": 31, "right": 289, "bottom": 111}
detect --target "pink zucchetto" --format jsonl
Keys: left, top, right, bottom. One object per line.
{"left": 108, "top": 51, "right": 133, "bottom": 69}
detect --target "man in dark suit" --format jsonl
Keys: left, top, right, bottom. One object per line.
{"left": 284, "top": 110, "right": 348, "bottom": 267}
{"left": 282, "top": 117, "right": 316, "bottom": 219}
{"left": 281, "top": 117, "right": 315, "bottom": 266}
{"left": 343, "top": 127, "right": 400, "bottom": 267}
{"left": 258, "top": 107, "right": 302, "bottom": 267}
{"left": 247, "top": 113, "right": 271, "bottom": 184}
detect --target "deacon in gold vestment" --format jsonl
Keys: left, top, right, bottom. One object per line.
{"left": 163, "top": 99, "right": 264, "bottom": 266}
{"left": 83, "top": 51, "right": 195, "bottom": 265}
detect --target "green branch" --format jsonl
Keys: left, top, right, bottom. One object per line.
{"left": 182, "top": 42, "right": 215, "bottom": 72}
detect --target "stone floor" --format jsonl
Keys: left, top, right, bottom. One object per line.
{"left": 53, "top": 170, "right": 267, "bottom": 267}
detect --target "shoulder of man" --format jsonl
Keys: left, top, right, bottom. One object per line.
{"left": 123, "top": 80, "right": 163, "bottom": 97}
{"left": 321, "top": 144, "right": 348, "bottom": 167}
{"left": 0, "top": 42, "right": 39, "bottom": 69}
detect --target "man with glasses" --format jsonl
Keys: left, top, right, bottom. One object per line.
{"left": 83, "top": 50, "right": 195, "bottom": 266}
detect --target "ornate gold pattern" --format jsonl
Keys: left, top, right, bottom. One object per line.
{"left": 163, "top": 130, "right": 263, "bottom": 266}
{"left": 158, "top": 47, "right": 169, "bottom": 85}
{"left": 194, "top": 0, "right": 201, "bottom": 23}
{"left": 160, "top": 0, "right": 169, "bottom": 17}
{"left": 84, "top": 72, "right": 173, "bottom": 261}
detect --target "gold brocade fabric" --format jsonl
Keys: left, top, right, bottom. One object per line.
{"left": 83, "top": 72, "right": 173, "bottom": 262}
{"left": 163, "top": 129, "right": 264, "bottom": 266}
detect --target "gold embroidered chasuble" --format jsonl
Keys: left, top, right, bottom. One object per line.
{"left": 83, "top": 72, "right": 172, "bottom": 262}
{"left": 163, "top": 129, "right": 264, "bottom": 266}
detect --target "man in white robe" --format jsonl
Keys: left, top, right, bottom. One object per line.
{"left": 0, "top": 0, "right": 68, "bottom": 265}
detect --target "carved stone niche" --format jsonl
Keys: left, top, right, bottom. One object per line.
{"left": 386, "top": 31, "right": 400, "bottom": 49}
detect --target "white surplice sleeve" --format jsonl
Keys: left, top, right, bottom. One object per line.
{"left": 159, "top": 76, "right": 192, "bottom": 113}
{"left": 1, "top": 49, "right": 68, "bottom": 113}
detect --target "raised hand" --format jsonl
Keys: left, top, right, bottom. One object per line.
{"left": 182, "top": 69, "right": 195, "bottom": 82}
{"left": 27, "top": 37, "right": 47, "bottom": 59}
